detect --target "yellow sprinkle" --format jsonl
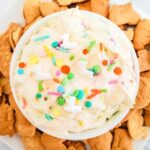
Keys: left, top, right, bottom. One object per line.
{"left": 51, "top": 108, "right": 61, "bottom": 117}
{"left": 56, "top": 59, "right": 63, "bottom": 67}
{"left": 44, "top": 45, "right": 55, "bottom": 57}
{"left": 84, "top": 87, "right": 89, "bottom": 96}
{"left": 75, "top": 99, "right": 80, "bottom": 105}
{"left": 29, "top": 55, "right": 39, "bottom": 64}
{"left": 79, "top": 120, "right": 84, "bottom": 126}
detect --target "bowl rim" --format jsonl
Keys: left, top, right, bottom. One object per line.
{"left": 10, "top": 9, "right": 140, "bottom": 140}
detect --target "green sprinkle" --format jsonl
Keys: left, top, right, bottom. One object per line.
{"left": 36, "top": 93, "right": 42, "bottom": 99}
{"left": 57, "top": 97, "right": 65, "bottom": 106}
{"left": 67, "top": 72, "right": 74, "bottom": 80}
{"left": 85, "top": 101, "right": 92, "bottom": 108}
{"left": 61, "top": 78, "right": 68, "bottom": 86}
{"left": 38, "top": 81, "right": 43, "bottom": 92}
{"left": 34, "top": 35, "right": 50, "bottom": 42}
{"left": 69, "top": 55, "right": 75, "bottom": 61}
{"left": 51, "top": 41, "right": 58, "bottom": 48}
{"left": 101, "top": 89, "right": 108, "bottom": 93}
{"left": 73, "top": 90, "right": 80, "bottom": 97}
{"left": 45, "top": 114, "right": 53, "bottom": 121}
{"left": 87, "top": 40, "right": 96, "bottom": 51}
{"left": 107, "top": 63, "right": 116, "bottom": 71}
{"left": 92, "top": 65, "right": 101, "bottom": 74}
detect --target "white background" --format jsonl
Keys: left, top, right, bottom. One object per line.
{"left": 0, "top": 0, "right": 150, "bottom": 149}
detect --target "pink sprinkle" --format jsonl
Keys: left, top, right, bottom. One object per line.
{"left": 48, "top": 91, "right": 62, "bottom": 96}
{"left": 109, "top": 80, "right": 118, "bottom": 84}
{"left": 110, "top": 59, "right": 115, "bottom": 64}
{"left": 58, "top": 41, "right": 63, "bottom": 47}
{"left": 22, "top": 98, "right": 27, "bottom": 108}
{"left": 56, "top": 70, "right": 61, "bottom": 76}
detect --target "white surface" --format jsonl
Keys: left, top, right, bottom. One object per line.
{"left": 0, "top": 0, "right": 150, "bottom": 149}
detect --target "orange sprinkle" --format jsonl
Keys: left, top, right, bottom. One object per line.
{"left": 91, "top": 89, "right": 101, "bottom": 93}
{"left": 114, "top": 67, "right": 122, "bottom": 75}
{"left": 83, "top": 49, "right": 88, "bottom": 55}
{"left": 86, "top": 92, "right": 99, "bottom": 99}
{"left": 61, "top": 65, "right": 70, "bottom": 74}
{"left": 19, "top": 62, "right": 26, "bottom": 68}
{"left": 53, "top": 78, "right": 61, "bottom": 83}
{"left": 102, "top": 60, "right": 108, "bottom": 66}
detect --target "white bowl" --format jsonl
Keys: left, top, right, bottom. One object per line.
{"left": 10, "top": 9, "right": 139, "bottom": 140}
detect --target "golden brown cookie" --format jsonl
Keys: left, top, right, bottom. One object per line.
{"left": 127, "top": 110, "right": 147, "bottom": 139}
{"left": 57, "top": 0, "right": 86, "bottom": 6}
{"left": 123, "top": 28, "right": 134, "bottom": 41}
{"left": 134, "top": 77, "right": 150, "bottom": 109}
{"left": 87, "top": 132, "right": 113, "bottom": 150}
{"left": 0, "top": 77, "right": 11, "bottom": 95}
{"left": 133, "top": 19, "right": 150, "bottom": 50}
{"left": 22, "top": 132, "right": 45, "bottom": 150}
{"left": 112, "top": 128, "right": 133, "bottom": 150}
{"left": 0, "top": 31, "right": 11, "bottom": 53}
{"left": 15, "top": 109, "right": 36, "bottom": 137}
{"left": 9, "top": 25, "right": 23, "bottom": 50}
{"left": 0, "top": 51, "right": 12, "bottom": 77}
{"left": 137, "top": 49, "right": 150, "bottom": 72}
{"left": 78, "top": 1, "right": 91, "bottom": 11}
{"left": 40, "top": 1, "right": 60, "bottom": 17}
{"left": 91, "top": 0, "right": 109, "bottom": 17}
{"left": 23, "top": 0, "right": 41, "bottom": 24}
{"left": 109, "top": 3, "right": 140, "bottom": 25}
{"left": 41, "top": 133, "right": 66, "bottom": 150}
{"left": 9, "top": 93, "right": 20, "bottom": 111}
{"left": 0, "top": 102, "right": 15, "bottom": 136}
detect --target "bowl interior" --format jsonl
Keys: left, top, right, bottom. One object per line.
{"left": 10, "top": 9, "right": 139, "bottom": 140}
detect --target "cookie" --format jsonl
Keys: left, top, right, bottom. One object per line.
{"left": 22, "top": 132, "right": 45, "bottom": 150}
{"left": 0, "top": 51, "right": 12, "bottom": 77}
{"left": 134, "top": 77, "right": 150, "bottom": 109}
{"left": 133, "top": 19, "right": 150, "bottom": 50}
{"left": 0, "top": 102, "right": 15, "bottom": 136}
{"left": 109, "top": 3, "right": 140, "bottom": 25}
{"left": 137, "top": 49, "right": 150, "bottom": 72}
{"left": 40, "top": 1, "right": 60, "bottom": 17}
{"left": 87, "top": 132, "right": 113, "bottom": 150}
{"left": 41, "top": 133, "right": 66, "bottom": 150}
{"left": 127, "top": 110, "right": 147, "bottom": 139}
{"left": 112, "top": 128, "right": 133, "bottom": 150}
{"left": 23, "top": 0, "right": 41, "bottom": 24}
{"left": 91, "top": 0, "right": 109, "bottom": 17}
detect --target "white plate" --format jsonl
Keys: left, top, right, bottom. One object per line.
{"left": 0, "top": 0, "right": 150, "bottom": 149}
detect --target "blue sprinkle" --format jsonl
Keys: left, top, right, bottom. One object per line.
{"left": 76, "top": 90, "right": 84, "bottom": 100}
{"left": 17, "top": 68, "right": 24, "bottom": 75}
{"left": 51, "top": 41, "right": 58, "bottom": 48}
{"left": 57, "top": 85, "right": 65, "bottom": 93}
{"left": 33, "top": 35, "right": 50, "bottom": 42}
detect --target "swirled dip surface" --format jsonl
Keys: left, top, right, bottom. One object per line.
{"left": 13, "top": 9, "right": 137, "bottom": 135}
